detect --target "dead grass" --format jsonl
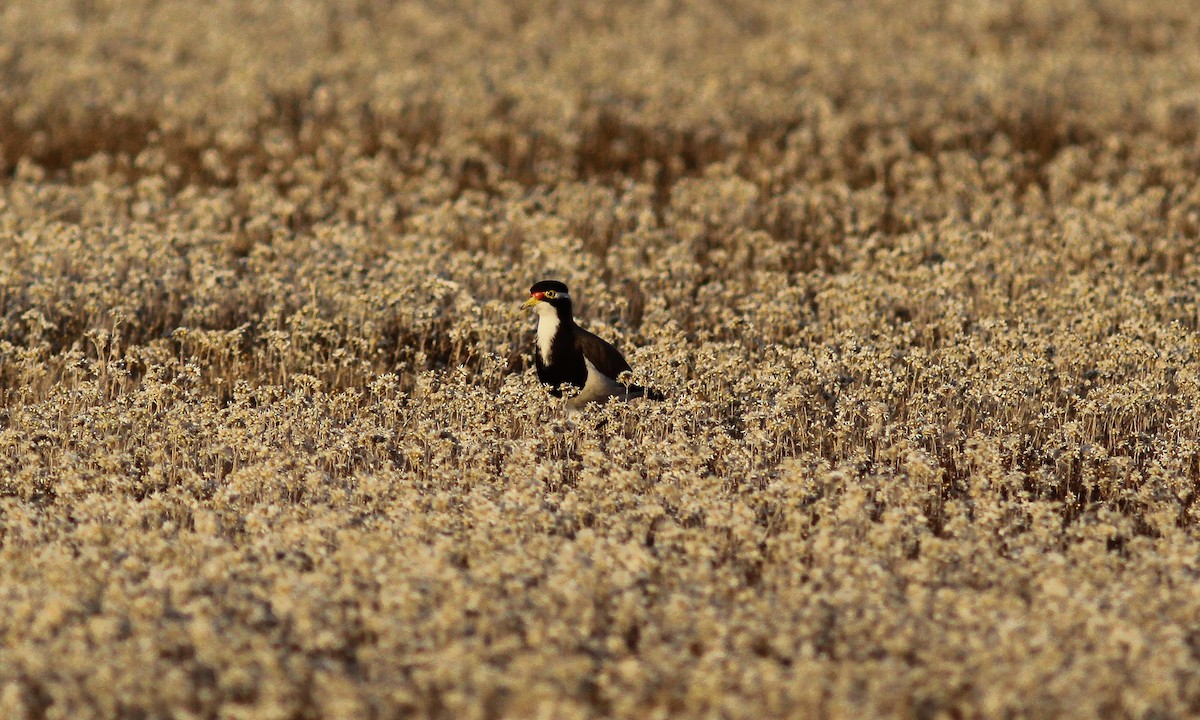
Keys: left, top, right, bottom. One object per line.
{"left": 2, "top": 0, "right": 1200, "bottom": 718}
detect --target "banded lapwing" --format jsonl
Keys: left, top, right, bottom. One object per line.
{"left": 522, "top": 280, "right": 663, "bottom": 408}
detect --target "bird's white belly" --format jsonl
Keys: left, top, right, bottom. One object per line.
{"left": 536, "top": 311, "right": 559, "bottom": 365}
{"left": 567, "top": 357, "right": 627, "bottom": 407}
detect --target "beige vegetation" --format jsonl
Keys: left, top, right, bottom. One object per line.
{"left": 2, "top": 0, "right": 1200, "bottom": 717}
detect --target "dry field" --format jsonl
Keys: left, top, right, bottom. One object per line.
{"left": 2, "top": 1, "right": 1200, "bottom": 718}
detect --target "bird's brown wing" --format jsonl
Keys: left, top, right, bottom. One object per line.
{"left": 574, "top": 327, "right": 633, "bottom": 381}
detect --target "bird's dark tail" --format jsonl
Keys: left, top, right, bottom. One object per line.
{"left": 625, "top": 384, "right": 664, "bottom": 401}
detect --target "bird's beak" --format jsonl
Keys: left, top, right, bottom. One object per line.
{"left": 522, "top": 293, "right": 543, "bottom": 309}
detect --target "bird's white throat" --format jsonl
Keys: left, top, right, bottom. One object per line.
{"left": 535, "top": 303, "right": 560, "bottom": 365}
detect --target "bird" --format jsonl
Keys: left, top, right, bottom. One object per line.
{"left": 522, "top": 280, "right": 663, "bottom": 408}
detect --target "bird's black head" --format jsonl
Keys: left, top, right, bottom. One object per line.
{"left": 523, "top": 280, "right": 573, "bottom": 314}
